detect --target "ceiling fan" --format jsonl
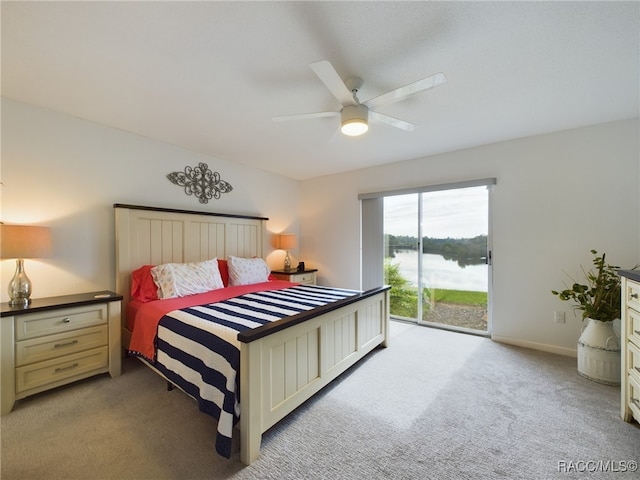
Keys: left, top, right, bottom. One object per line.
{"left": 273, "top": 60, "right": 446, "bottom": 137}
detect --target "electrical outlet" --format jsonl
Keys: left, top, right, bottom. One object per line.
{"left": 554, "top": 311, "right": 566, "bottom": 324}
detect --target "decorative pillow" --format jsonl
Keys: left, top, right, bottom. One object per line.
{"left": 151, "top": 258, "right": 224, "bottom": 299}
{"left": 131, "top": 265, "right": 158, "bottom": 302}
{"left": 217, "top": 258, "right": 230, "bottom": 287}
{"left": 227, "top": 256, "right": 270, "bottom": 286}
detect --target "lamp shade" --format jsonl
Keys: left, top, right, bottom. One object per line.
{"left": 1, "top": 225, "right": 52, "bottom": 259}
{"left": 278, "top": 233, "right": 297, "bottom": 250}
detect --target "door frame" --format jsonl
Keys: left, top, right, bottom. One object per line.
{"left": 362, "top": 178, "right": 495, "bottom": 334}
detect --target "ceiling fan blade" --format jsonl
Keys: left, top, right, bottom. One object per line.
{"left": 309, "top": 60, "right": 355, "bottom": 107}
{"left": 365, "top": 72, "right": 447, "bottom": 109}
{"left": 369, "top": 111, "right": 416, "bottom": 132}
{"left": 272, "top": 111, "right": 339, "bottom": 122}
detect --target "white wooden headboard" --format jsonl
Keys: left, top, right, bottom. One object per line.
{"left": 114, "top": 204, "right": 269, "bottom": 309}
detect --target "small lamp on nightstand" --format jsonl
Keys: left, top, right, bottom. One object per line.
{"left": 1, "top": 224, "right": 52, "bottom": 307}
{"left": 278, "top": 233, "right": 297, "bottom": 271}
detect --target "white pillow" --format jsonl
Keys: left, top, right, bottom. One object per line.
{"left": 151, "top": 258, "right": 224, "bottom": 299}
{"left": 227, "top": 256, "right": 270, "bottom": 286}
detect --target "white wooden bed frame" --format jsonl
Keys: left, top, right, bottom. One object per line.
{"left": 114, "top": 204, "right": 390, "bottom": 465}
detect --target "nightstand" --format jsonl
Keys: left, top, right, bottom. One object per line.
{"left": 271, "top": 269, "right": 318, "bottom": 285}
{"left": 0, "top": 291, "right": 122, "bottom": 415}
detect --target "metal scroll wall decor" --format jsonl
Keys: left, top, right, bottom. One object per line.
{"left": 167, "top": 162, "right": 233, "bottom": 204}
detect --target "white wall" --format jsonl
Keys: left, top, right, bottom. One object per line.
{"left": 0, "top": 99, "right": 300, "bottom": 301}
{"left": 299, "top": 118, "right": 640, "bottom": 356}
{"left": 4, "top": 98, "right": 638, "bottom": 356}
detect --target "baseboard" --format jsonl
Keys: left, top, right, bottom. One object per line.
{"left": 491, "top": 335, "right": 577, "bottom": 358}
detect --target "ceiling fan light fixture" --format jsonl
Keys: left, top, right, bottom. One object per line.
{"left": 340, "top": 104, "right": 369, "bottom": 136}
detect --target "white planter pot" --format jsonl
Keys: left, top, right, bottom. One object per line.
{"left": 577, "top": 318, "right": 620, "bottom": 385}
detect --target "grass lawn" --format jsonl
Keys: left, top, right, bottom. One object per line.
{"left": 424, "top": 288, "right": 487, "bottom": 306}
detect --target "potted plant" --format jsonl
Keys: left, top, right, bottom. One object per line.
{"left": 552, "top": 250, "right": 623, "bottom": 385}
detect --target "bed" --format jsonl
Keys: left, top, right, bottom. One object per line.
{"left": 114, "top": 204, "right": 390, "bottom": 465}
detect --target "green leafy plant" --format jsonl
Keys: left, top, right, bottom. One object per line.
{"left": 551, "top": 250, "right": 621, "bottom": 322}
{"left": 384, "top": 259, "right": 418, "bottom": 318}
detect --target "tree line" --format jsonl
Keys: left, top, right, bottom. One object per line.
{"left": 385, "top": 234, "right": 488, "bottom": 267}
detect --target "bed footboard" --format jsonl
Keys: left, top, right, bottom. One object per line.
{"left": 238, "top": 286, "right": 390, "bottom": 465}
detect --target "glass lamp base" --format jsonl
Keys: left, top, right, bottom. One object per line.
{"left": 8, "top": 259, "right": 32, "bottom": 307}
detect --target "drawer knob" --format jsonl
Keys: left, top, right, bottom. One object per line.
{"left": 61, "top": 317, "right": 71, "bottom": 324}
{"left": 54, "top": 339, "right": 79, "bottom": 349}
{"left": 631, "top": 293, "right": 639, "bottom": 299}
{"left": 54, "top": 363, "right": 79, "bottom": 373}
{"left": 635, "top": 330, "right": 640, "bottom": 336}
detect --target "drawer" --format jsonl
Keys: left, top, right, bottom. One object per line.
{"left": 628, "top": 307, "right": 640, "bottom": 348}
{"left": 15, "top": 325, "right": 108, "bottom": 367}
{"left": 627, "top": 280, "right": 640, "bottom": 312}
{"left": 629, "top": 341, "right": 640, "bottom": 381}
{"left": 15, "top": 304, "right": 107, "bottom": 341}
{"left": 291, "top": 273, "right": 315, "bottom": 284}
{"left": 628, "top": 373, "right": 640, "bottom": 423}
{"left": 15, "top": 346, "right": 109, "bottom": 394}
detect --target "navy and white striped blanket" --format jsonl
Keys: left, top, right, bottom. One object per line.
{"left": 149, "top": 284, "right": 358, "bottom": 458}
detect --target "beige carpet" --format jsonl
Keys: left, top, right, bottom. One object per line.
{"left": 2, "top": 321, "right": 639, "bottom": 479}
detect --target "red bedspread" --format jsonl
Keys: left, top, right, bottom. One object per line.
{"left": 128, "top": 280, "right": 296, "bottom": 360}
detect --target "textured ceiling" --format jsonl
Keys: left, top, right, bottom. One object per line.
{"left": 2, "top": 1, "right": 639, "bottom": 180}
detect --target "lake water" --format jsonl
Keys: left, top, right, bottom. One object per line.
{"left": 390, "top": 250, "right": 488, "bottom": 292}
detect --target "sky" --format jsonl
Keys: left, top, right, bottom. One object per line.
{"left": 384, "top": 186, "right": 488, "bottom": 239}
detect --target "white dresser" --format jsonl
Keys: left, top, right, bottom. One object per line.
{"left": 620, "top": 271, "right": 640, "bottom": 424}
{"left": 1, "top": 291, "right": 122, "bottom": 415}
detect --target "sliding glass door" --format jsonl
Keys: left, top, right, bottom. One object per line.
{"left": 384, "top": 185, "right": 491, "bottom": 334}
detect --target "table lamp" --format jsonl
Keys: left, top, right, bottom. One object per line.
{"left": 278, "top": 233, "right": 297, "bottom": 271}
{"left": 1, "top": 224, "right": 52, "bottom": 307}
